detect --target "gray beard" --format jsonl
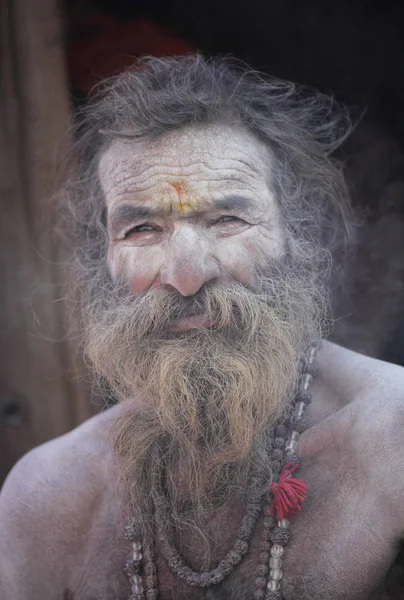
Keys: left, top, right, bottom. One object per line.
{"left": 86, "top": 258, "right": 327, "bottom": 536}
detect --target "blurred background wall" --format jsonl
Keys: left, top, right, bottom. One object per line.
{"left": 1, "top": 0, "right": 404, "bottom": 483}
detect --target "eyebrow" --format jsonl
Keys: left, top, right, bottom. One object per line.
{"left": 212, "top": 196, "right": 254, "bottom": 212}
{"left": 108, "top": 195, "right": 255, "bottom": 236}
{"left": 108, "top": 205, "right": 159, "bottom": 236}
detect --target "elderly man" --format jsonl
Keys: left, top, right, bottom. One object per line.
{"left": 1, "top": 55, "right": 404, "bottom": 600}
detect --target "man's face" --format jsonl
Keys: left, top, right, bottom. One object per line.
{"left": 89, "top": 125, "right": 323, "bottom": 516}
{"left": 99, "top": 125, "right": 286, "bottom": 329}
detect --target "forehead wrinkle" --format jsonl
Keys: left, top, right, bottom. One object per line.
{"left": 100, "top": 151, "right": 269, "bottom": 188}
{"left": 99, "top": 127, "right": 275, "bottom": 204}
{"left": 119, "top": 153, "right": 265, "bottom": 175}
{"left": 117, "top": 154, "right": 270, "bottom": 176}
{"left": 104, "top": 174, "right": 267, "bottom": 206}
{"left": 106, "top": 161, "right": 263, "bottom": 192}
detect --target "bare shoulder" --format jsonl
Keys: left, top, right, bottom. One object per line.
{"left": 318, "top": 340, "right": 404, "bottom": 399}
{"left": 310, "top": 341, "right": 404, "bottom": 464}
{"left": 0, "top": 403, "right": 123, "bottom": 521}
{"left": 315, "top": 341, "right": 404, "bottom": 423}
{"left": 308, "top": 341, "right": 404, "bottom": 432}
{"left": 313, "top": 341, "right": 404, "bottom": 530}
{"left": 0, "top": 404, "right": 123, "bottom": 598}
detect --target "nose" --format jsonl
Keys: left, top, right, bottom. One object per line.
{"left": 160, "top": 227, "right": 220, "bottom": 296}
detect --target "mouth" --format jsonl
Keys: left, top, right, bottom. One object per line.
{"left": 168, "top": 314, "right": 217, "bottom": 332}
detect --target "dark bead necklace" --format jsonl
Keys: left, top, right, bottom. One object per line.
{"left": 124, "top": 345, "right": 317, "bottom": 600}
{"left": 153, "top": 469, "right": 267, "bottom": 588}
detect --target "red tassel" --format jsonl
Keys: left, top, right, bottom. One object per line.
{"left": 270, "top": 463, "right": 308, "bottom": 521}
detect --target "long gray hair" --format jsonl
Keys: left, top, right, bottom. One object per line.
{"left": 59, "top": 54, "right": 353, "bottom": 314}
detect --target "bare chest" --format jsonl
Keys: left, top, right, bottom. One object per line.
{"left": 68, "top": 448, "right": 402, "bottom": 600}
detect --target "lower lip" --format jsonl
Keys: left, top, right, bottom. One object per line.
{"left": 168, "top": 315, "right": 216, "bottom": 332}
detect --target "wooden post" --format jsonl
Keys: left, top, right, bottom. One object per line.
{"left": 0, "top": 0, "right": 97, "bottom": 484}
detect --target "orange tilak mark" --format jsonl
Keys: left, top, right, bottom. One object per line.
{"left": 171, "top": 180, "right": 187, "bottom": 196}
{"left": 170, "top": 180, "right": 193, "bottom": 213}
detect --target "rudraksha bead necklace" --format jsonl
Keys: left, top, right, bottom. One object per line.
{"left": 152, "top": 469, "right": 267, "bottom": 588}
{"left": 124, "top": 344, "right": 317, "bottom": 600}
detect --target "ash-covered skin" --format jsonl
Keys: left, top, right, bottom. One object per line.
{"left": 2, "top": 344, "right": 404, "bottom": 600}
{"left": 100, "top": 126, "right": 285, "bottom": 304}
{"left": 2, "top": 125, "right": 404, "bottom": 600}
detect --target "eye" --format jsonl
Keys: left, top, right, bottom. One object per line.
{"left": 216, "top": 216, "right": 244, "bottom": 224}
{"left": 124, "top": 223, "right": 159, "bottom": 237}
{"left": 210, "top": 215, "right": 249, "bottom": 235}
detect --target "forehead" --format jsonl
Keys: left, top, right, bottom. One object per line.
{"left": 98, "top": 126, "right": 274, "bottom": 208}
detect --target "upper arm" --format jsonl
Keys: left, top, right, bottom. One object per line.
{"left": 0, "top": 445, "right": 71, "bottom": 599}
{"left": 353, "top": 382, "right": 404, "bottom": 541}
{"left": 0, "top": 418, "right": 109, "bottom": 600}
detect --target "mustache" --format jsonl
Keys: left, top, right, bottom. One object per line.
{"left": 156, "top": 287, "right": 209, "bottom": 319}
{"left": 103, "top": 278, "right": 287, "bottom": 340}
